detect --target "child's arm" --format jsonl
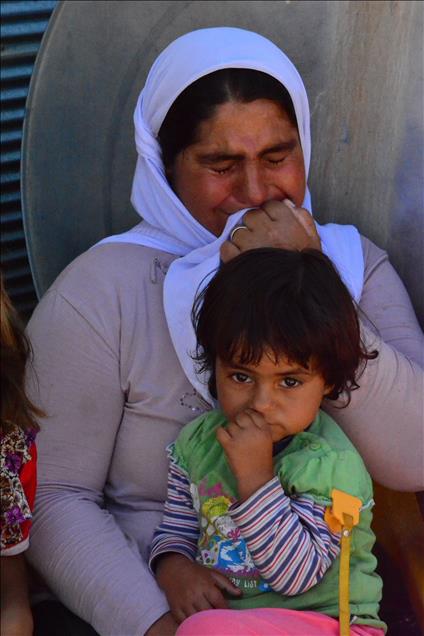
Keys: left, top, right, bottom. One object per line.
{"left": 230, "top": 479, "right": 340, "bottom": 595}
{"left": 1, "top": 554, "right": 33, "bottom": 636}
{"left": 150, "top": 460, "right": 241, "bottom": 623}
{"left": 149, "top": 460, "right": 200, "bottom": 564}
{"left": 217, "top": 409, "right": 341, "bottom": 596}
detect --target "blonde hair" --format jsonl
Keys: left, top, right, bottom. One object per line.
{"left": 1, "top": 275, "right": 43, "bottom": 433}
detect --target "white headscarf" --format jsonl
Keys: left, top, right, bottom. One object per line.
{"left": 98, "top": 27, "right": 364, "bottom": 403}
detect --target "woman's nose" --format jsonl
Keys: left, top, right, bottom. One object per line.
{"left": 236, "top": 163, "right": 269, "bottom": 207}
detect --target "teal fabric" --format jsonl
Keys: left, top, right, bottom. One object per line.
{"left": 172, "top": 409, "right": 385, "bottom": 630}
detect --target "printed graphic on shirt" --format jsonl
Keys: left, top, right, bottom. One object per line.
{"left": 191, "top": 483, "right": 270, "bottom": 594}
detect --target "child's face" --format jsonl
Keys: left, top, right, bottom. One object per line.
{"left": 215, "top": 350, "right": 332, "bottom": 442}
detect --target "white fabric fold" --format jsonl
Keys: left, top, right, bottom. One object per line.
{"left": 97, "top": 27, "right": 364, "bottom": 403}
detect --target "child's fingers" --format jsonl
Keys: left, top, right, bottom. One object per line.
{"left": 210, "top": 570, "right": 242, "bottom": 596}
{"left": 241, "top": 408, "right": 269, "bottom": 431}
{"left": 172, "top": 594, "right": 213, "bottom": 622}
{"left": 216, "top": 426, "right": 231, "bottom": 446}
{"left": 231, "top": 415, "right": 251, "bottom": 430}
{"left": 224, "top": 411, "right": 269, "bottom": 437}
{"left": 219, "top": 419, "right": 254, "bottom": 440}
{"left": 203, "top": 587, "right": 228, "bottom": 610}
{"left": 170, "top": 603, "right": 190, "bottom": 624}
{"left": 192, "top": 594, "right": 216, "bottom": 613}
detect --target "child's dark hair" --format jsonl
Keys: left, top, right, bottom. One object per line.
{"left": 192, "top": 248, "right": 377, "bottom": 402}
{"left": 1, "top": 275, "right": 43, "bottom": 433}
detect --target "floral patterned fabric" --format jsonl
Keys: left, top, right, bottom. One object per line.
{"left": 1, "top": 425, "right": 37, "bottom": 555}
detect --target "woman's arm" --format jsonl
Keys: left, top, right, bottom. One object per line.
{"left": 323, "top": 238, "right": 424, "bottom": 491}
{"left": 323, "top": 237, "right": 424, "bottom": 491}
{"left": 26, "top": 288, "right": 170, "bottom": 636}
{"left": 359, "top": 236, "right": 423, "bottom": 364}
{"left": 0, "top": 555, "right": 33, "bottom": 636}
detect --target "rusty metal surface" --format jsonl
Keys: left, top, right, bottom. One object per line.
{"left": 22, "top": 1, "right": 423, "bottom": 323}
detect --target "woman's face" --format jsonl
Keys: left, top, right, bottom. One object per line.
{"left": 169, "top": 99, "right": 306, "bottom": 236}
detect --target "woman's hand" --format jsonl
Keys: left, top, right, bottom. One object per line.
{"left": 220, "top": 199, "right": 321, "bottom": 263}
{"left": 155, "top": 553, "right": 241, "bottom": 624}
{"left": 216, "top": 409, "right": 274, "bottom": 502}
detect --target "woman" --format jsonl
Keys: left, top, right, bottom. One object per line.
{"left": 26, "top": 28, "right": 423, "bottom": 636}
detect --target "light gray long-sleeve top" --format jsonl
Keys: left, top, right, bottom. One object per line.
{"left": 26, "top": 237, "right": 423, "bottom": 636}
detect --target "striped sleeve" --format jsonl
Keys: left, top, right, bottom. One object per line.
{"left": 229, "top": 476, "right": 341, "bottom": 595}
{"left": 149, "top": 459, "right": 199, "bottom": 571}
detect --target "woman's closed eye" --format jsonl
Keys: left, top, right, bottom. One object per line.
{"left": 266, "top": 157, "right": 285, "bottom": 166}
{"left": 211, "top": 155, "right": 287, "bottom": 174}
{"left": 211, "top": 164, "right": 234, "bottom": 175}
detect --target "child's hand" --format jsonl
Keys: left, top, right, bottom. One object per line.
{"left": 216, "top": 409, "right": 274, "bottom": 501}
{"left": 155, "top": 553, "right": 241, "bottom": 623}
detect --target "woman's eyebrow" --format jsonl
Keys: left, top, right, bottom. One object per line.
{"left": 197, "top": 151, "right": 244, "bottom": 163}
{"left": 260, "top": 141, "right": 297, "bottom": 156}
{"left": 197, "top": 140, "right": 297, "bottom": 164}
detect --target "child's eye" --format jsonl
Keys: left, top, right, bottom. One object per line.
{"left": 281, "top": 377, "right": 301, "bottom": 388}
{"left": 231, "top": 372, "right": 252, "bottom": 384}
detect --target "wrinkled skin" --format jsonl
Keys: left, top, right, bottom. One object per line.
{"left": 169, "top": 99, "right": 320, "bottom": 256}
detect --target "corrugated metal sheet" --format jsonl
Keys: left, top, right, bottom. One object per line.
{"left": 1, "top": 0, "right": 57, "bottom": 321}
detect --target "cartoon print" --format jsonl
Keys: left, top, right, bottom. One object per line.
{"left": 188, "top": 481, "right": 271, "bottom": 593}
{"left": 195, "top": 490, "right": 268, "bottom": 588}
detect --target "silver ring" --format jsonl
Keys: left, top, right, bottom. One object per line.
{"left": 230, "top": 225, "right": 249, "bottom": 241}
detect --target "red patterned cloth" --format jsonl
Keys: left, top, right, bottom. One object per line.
{"left": 1, "top": 426, "right": 37, "bottom": 555}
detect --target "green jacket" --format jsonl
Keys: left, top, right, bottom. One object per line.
{"left": 172, "top": 409, "right": 385, "bottom": 630}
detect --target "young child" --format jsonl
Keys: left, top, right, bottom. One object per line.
{"left": 1, "top": 276, "right": 41, "bottom": 636}
{"left": 150, "top": 248, "right": 385, "bottom": 636}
